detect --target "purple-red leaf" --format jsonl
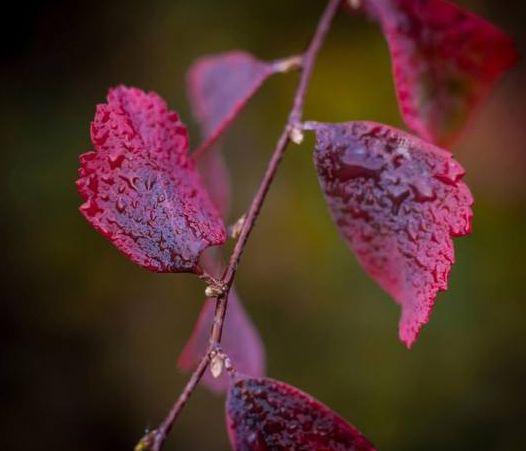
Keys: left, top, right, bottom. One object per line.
{"left": 309, "top": 121, "right": 473, "bottom": 347}
{"left": 226, "top": 376, "right": 375, "bottom": 450}
{"left": 361, "top": 0, "right": 517, "bottom": 145}
{"left": 76, "top": 86, "right": 226, "bottom": 273}
{"left": 198, "top": 148, "right": 232, "bottom": 219}
{"left": 188, "top": 51, "right": 277, "bottom": 152}
{"left": 178, "top": 288, "right": 265, "bottom": 393}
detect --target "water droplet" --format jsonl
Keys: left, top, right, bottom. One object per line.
{"left": 93, "top": 129, "right": 109, "bottom": 146}
{"left": 100, "top": 109, "right": 111, "bottom": 123}
{"left": 406, "top": 222, "right": 419, "bottom": 242}
{"left": 119, "top": 175, "right": 138, "bottom": 191}
{"left": 144, "top": 175, "right": 156, "bottom": 191}
{"left": 80, "top": 199, "right": 101, "bottom": 218}
{"left": 116, "top": 198, "right": 126, "bottom": 213}
{"left": 410, "top": 179, "right": 436, "bottom": 202}
{"left": 336, "top": 146, "right": 383, "bottom": 181}
{"left": 108, "top": 153, "right": 125, "bottom": 169}
{"left": 101, "top": 174, "right": 114, "bottom": 185}
{"left": 387, "top": 184, "right": 410, "bottom": 214}
{"left": 434, "top": 160, "right": 464, "bottom": 186}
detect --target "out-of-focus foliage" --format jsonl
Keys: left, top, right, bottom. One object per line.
{"left": 2, "top": 0, "right": 526, "bottom": 449}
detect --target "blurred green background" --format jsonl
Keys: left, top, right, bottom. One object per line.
{"left": 2, "top": 1, "right": 526, "bottom": 449}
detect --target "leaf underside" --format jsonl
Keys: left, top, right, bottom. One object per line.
{"left": 311, "top": 121, "right": 473, "bottom": 347}
{"left": 363, "top": 0, "right": 517, "bottom": 145}
{"left": 198, "top": 149, "right": 232, "bottom": 219}
{"left": 188, "top": 51, "right": 277, "bottom": 151}
{"left": 188, "top": 51, "right": 277, "bottom": 218}
{"left": 183, "top": 51, "right": 269, "bottom": 391}
{"left": 77, "top": 86, "right": 226, "bottom": 273}
{"left": 226, "top": 376, "right": 375, "bottom": 451}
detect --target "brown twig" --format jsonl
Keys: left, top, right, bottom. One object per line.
{"left": 140, "top": 1, "right": 342, "bottom": 449}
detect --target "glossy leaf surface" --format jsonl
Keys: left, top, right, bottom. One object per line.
{"left": 310, "top": 121, "right": 473, "bottom": 347}
{"left": 188, "top": 51, "right": 277, "bottom": 150}
{"left": 178, "top": 289, "right": 265, "bottom": 393}
{"left": 77, "top": 86, "right": 226, "bottom": 272}
{"left": 226, "top": 376, "right": 375, "bottom": 450}
{"left": 362, "top": 0, "right": 517, "bottom": 145}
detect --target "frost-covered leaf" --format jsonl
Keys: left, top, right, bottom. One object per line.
{"left": 361, "top": 0, "right": 517, "bottom": 145}
{"left": 178, "top": 288, "right": 265, "bottom": 393}
{"left": 309, "top": 121, "right": 473, "bottom": 347}
{"left": 76, "top": 86, "right": 226, "bottom": 273}
{"left": 226, "top": 376, "right": 375, "bottom": 450}
{"left": 188, "top": 51, "right": 278, "bottom": 151}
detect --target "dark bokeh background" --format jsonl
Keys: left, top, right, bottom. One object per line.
{"left": 2, "top": 1, "right": 526, "bottom": 449}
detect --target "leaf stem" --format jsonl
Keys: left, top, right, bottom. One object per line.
{"left": 140, "top": 1, "right": 342, "bottom": 449}
{"left": 192, "top": 52, "right": 303, "bottom": 160}
{"left": 272, "top": 54, "right": 303, "bottom": 73}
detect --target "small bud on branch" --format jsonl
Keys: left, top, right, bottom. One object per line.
{"left": 229, "top": 214, "right": 246, "bottom": 240}
{"left": 289, "top": 124, "right": 305, "bottom": 145}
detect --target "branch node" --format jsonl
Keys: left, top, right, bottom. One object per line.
{"left": 199, "top": 273, "right": 227, "bottom": 298}
{"left": 209, "top": 346, "right": 234, "bottom": 379}
{"left": 209, "top": 352, "right": 224, "bottom": 379}
{"left": 273, "top": 54, "right": 303, "bottom": 73}
{"left": 288, "top": 124, "right": 305, "bottom": 145}
{"left": 205, "top": 280, "right": 227, "bottom": 298}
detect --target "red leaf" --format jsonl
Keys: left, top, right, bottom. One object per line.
{"left": 309, "top": 121, "right": 473, "bottom": 347}
{"left": 178, "top": 288, "right": 265, "bottom": 394}
{"left": 188, "top": 51, "right": 277, "bottom": 152}
{"left": 362, "top": 0, "right": 517, "bottom": 146}
{"left": 226, "top": 376, "right": 375, "bottom": 450}
{"left": 76, "top": 86, "right": 226, "bottom": 273}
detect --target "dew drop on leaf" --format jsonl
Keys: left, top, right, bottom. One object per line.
{"left": 76, "top": 86, "right": 226, "bottom": 273}
{"left": 310, "top": 121, "right": 473, "bottom": 347}
{"left": 352, "top": 0, "right": 517, "bottom": 145}
{"left": 226, "top": 376, "right": 375, "bottom": 450}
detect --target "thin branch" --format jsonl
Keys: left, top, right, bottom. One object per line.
{"left": 215, "top": 0, "right": 342, "bottom": 344}
{"left": 138, "top": 1, "right": 342, "bottom": 449}
{"left": 137, "top": 347, "right": 212, "bottom": 451}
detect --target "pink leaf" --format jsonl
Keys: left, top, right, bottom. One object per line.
{"left": 178, "top": 288, "right": 265, "bottom": 394}
{"left": 361, "top": 0, "right": 517, "bottom": 145}
{"left": 309, "top": 121, "right": 473, "bottom": 347}
{"left": 188, "top": 51, "right": 277, "bottom": 152}
{"left": 226, "top": 376, "right": 375, "bottom": 450}
{"left": 76, "top": 86, "right": 226, "bottom": 273}
{"left": 198, "top": 148, "right": 232, "bottom": 219}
